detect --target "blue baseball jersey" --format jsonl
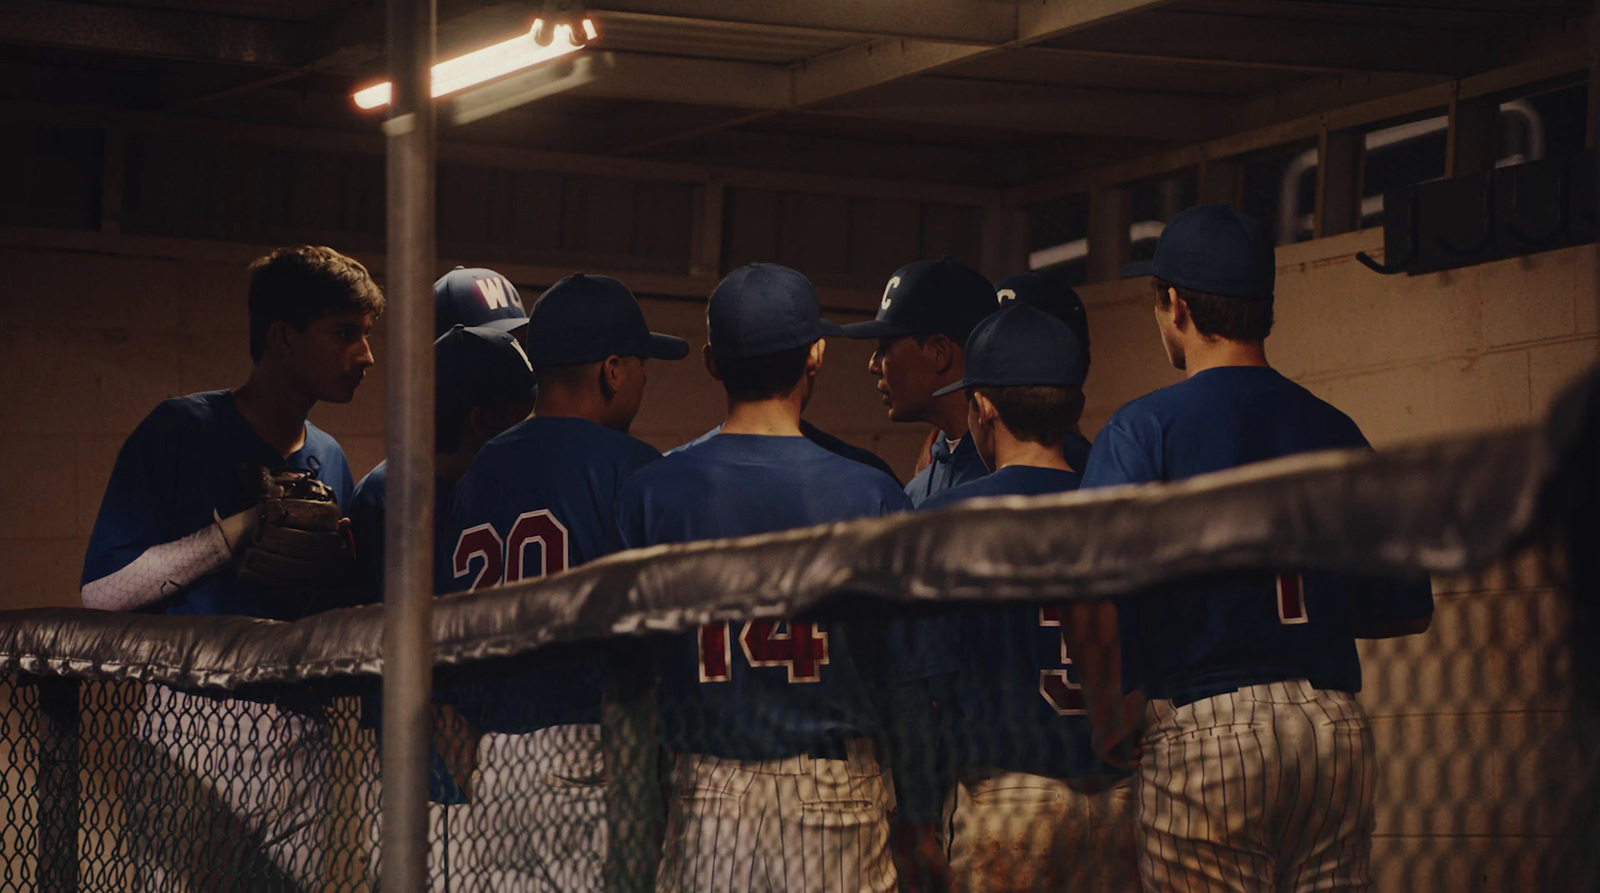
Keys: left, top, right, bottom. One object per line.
{"left": 443, "top": 416, "right": 661, "bottom": 733}
{"left": 904, "top": 431, "right": 988, "bottom": 507}
{"left": 616, "top": 433, "right": 911, "bottom": 760}
{"left": 919, "top": 466, "right": 1124, "bottom": 781}
{"left": 83, "top": 390, "right": 354, "bottom": 620}
{"left": 1081, "top": 366, "right": 1433, "bottom": 703}
{"left": 671, "top": 420, "right": 901, "bottom": 484}
{"left": 1062, "top": 430, "right": 1092, "bottom": 472}
{"left": 346, "top": 461, "right": 458, "bottom": 603}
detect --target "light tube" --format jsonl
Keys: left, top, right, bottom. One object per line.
{"left": 352, "top": 18, "right": 598, "bottom": 111}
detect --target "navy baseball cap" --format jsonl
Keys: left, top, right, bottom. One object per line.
{"left": 839, "top": 257, "right": 996, "bottom": 347}
{"left": 994, "top": 272, "right": 1090, "bottom": 355}
{"left": 932, "top": 304, "right": 1086, "bottom": 396}
{"left": 435, "top": 324, "right": 537, "bottom": 409}
{"left": 708, "top": 264, "right": 844, "bottom": 359}
{"left": 523, "top": 273, "right": 689, "bottom": 367}
{"left": 434, "top": 266, "right": 528, "bottom": 336}
{"left": 1152, "top": 203, "right": 1276, "bottom": 300}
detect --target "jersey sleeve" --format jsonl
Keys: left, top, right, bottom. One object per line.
{"left": 1080, "top": 408, "right": 1164, "bottom": 488}
{"left": 82, "top": 406, "right": 183, "bottom": 587}
{"left": 346, "top": 472, "right": 385, "bottom": 601}
{"left": 1355, "top": 573, "right": 1435, "bottom": 628}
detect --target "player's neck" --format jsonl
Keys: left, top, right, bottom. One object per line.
{"left": 1182, "top": 337, "right": 1270, "bottom": 377}
{"left": 233, "top": 370, "right": 312, "bottom": 458}
{"left": 722, "top": 393, "right": 804, "bottom": 437}
{"left": 924, "top": 391, "right": 970, "bottom": 442}
{"left": 534, "top": 388, "right": 608, "bottom": 428}
{"left": 994, "top": 432, "right": 1073, "bottom": 472}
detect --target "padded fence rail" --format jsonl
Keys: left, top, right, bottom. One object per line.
{"left": 0, "top": 369, "right": 1595, "bottom": 891}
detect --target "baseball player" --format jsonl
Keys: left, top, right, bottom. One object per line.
{"left": 80, "top": 245, "right": 383, "bottom": 891}
{"left": 614, "top": 263, "right": 911, "bottom": 893}
{"left": 916, "top": 303, "right": 1138, "bottom": 893}
{"left": 993, "top": 272, "right": 1094, "bottom": 471}
{"left": 909, "top": 271, "right": 1097, "bottom": 480}
{"left": 442, "top": 273, "right": 688, "bottom": 891}
{"left": 1078, "top": 204, "right": 1435, "bottom": 892}
{"left": 672, "top": 418, "right": 900, "bottom": 483}
{"left": 354, "top": 324, "right": 538, "bottom": 886}
{"left": 840, "top": 257, "right": 999, "bottom": 507}
{"left": 347, "top": 265, "right": 531, "bottom": 601}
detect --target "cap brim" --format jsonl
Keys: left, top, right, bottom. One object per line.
{"left": 838, "top": 319, "right": 912, "bottom": 339}
{"left": 645, "top": 332, "right": 691, "bottom": 360}
{"left": 819, "top": 319, "right": 846, "bottom": 338}
{"left": 478, "top": 316, "right": 529, "bottom": 334}
{"left": 931, "top": 378, "right": 972, "bottom": 397}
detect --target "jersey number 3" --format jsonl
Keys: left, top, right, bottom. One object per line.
{"left": 452, "top": 510, "right": 570, "bottom": 590}
{"left": 1038, "top": 607, "right": 1086, "bottom": 716}
{"left": 698, "top": 621, "right": 830, "bottom": 684}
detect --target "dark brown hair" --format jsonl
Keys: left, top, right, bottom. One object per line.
{"left": 1152, "top": 277, "right": 1273, "bottom": 342}
{"left": 248, "top": 246, "right": 385, "bottom": 361}
{"left": 971, "top": 385, "right": 1085, "bottom": 447}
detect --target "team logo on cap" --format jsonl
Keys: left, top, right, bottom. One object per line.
{"left": 475, "top": 276, "right": 521, "bottom": 311}
{"left": 508, "top": 338, "right": 533, "bottom": 372}
{"left": 996, "top": 288, "right": 1015, "bottom": 304}
{"left": 880, "top": 276, "right": 901, "bottom": 311}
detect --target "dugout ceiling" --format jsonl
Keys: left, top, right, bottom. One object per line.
{"left": 4, "top": 0, "right": 1591, "bottom": 187}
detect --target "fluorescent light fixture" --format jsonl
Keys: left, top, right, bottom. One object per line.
{"left": 352, "top": 18, "right": 598, "bottom": 111}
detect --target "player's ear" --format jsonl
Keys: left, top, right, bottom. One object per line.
{"left": 599, "top": 355, "right": 622, "bottom": 399}
{"left": 1168, "top": 288, "right": 1191, "bottom": 330}
{"left": 265, "top": 319, "right": 296, "bottom": 358}
{"left": 971, "top": 390, "right": 999, "bottom": 428}
{"left": 805, "top": 339, "right": 825, "bottom": 375}
{"left": 702, "top": 344, "right": 722, "bottom": 382}
{"left": 925, "top": 334, "right": 956, "bottom": 375}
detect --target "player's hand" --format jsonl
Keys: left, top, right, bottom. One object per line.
{"left": 892, "top": 821, "right": 951, "bottom": 893}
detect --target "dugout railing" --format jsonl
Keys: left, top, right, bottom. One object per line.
{"left": 0, "top": 369, "right": 1595, "bottom": 892}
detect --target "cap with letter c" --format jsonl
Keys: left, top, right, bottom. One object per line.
{"left": 522, "top": 273, "right": 690, "bottom": 367}
{"left": 433, "top": 266, "right": 528, "bottom": 337}
{"left": 708, "top": 263, "right": 844, "bottom": 359}
{"left": 993, "top": 271, "right": 1090, "bottom": 359}
{"left": 932, "top": 303, "right": 1087, "bottom": 397}
{"left": 839, "top": 256, "right": 996, "bottom": 347}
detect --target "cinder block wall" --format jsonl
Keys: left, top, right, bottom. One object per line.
{"left": 1077, "top": 233, "right": 1600, "bottom": 892}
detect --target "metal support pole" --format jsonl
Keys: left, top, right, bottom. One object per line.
{"left": 381, "top": 0, "right": 436, "bottom": 889}
{"left": 35, "top": 677, "right": 80, "bottom": 893}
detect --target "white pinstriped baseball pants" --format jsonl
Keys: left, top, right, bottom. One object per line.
{"left": 656, "top": 740, "right": 898, "bottom": 893}
{"left": 1137, "top": 680, "right": 1376, "bottom": 893}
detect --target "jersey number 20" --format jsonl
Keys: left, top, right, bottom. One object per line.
{"left": 698, "top": 621, "right": 830, "bottom": 684}
{"left": 452, "top": 510, "right": 570, "bottom": 590}
{"left": 1038, "top": 607, "right": 1086, "bottom": 716}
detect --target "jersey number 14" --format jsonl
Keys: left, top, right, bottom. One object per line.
{"left": 698, "top": 621, "right": 830, "bottom": 684}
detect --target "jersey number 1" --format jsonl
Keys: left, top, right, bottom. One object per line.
{"left": 1277, "top": 573, "right": 1308, "bottom": 624}
{"left": 1038, "top": 607, "right": 1087, "bottom": 716}
{"left": 698, "top": 621, "right": 829, "bottom": 684}
{"left": 452, "top": 510, "right": 570, "bottom": 590}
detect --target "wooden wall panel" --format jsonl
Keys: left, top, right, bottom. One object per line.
{"left": 561, "top": 175, "right": 637, "bottom": 257}
{"left": 848, "top": 198, "right": 920, "bottom": 278}
{"left": 722, "top": 188, "right": 781, "bottom": 269}
{"left": 919, "top": 203, "right": 985, "bottom": 268}
{"left": 507, "top": 171, "right": 564, "bottom": 253}
{"left": 778, "top": 193, "right": 851, "bottom": 275}
{"left": 632, "top": 181, "right": 694, "bottom": 263}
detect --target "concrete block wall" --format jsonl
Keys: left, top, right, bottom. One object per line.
{"left": 1077, "top": 231, "right": 1600, "bottom": 892}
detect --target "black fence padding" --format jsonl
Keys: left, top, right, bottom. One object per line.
{"left": 1, "top": 366, "right": 1593, "bottom": 693}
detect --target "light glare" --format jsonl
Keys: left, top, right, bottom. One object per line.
{"left": 352, "top": 19, "right": 595, "bottom": 111}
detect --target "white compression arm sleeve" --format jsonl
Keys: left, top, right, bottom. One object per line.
{"left": 80, "top": 521, "right": 235, "bottom": 612}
